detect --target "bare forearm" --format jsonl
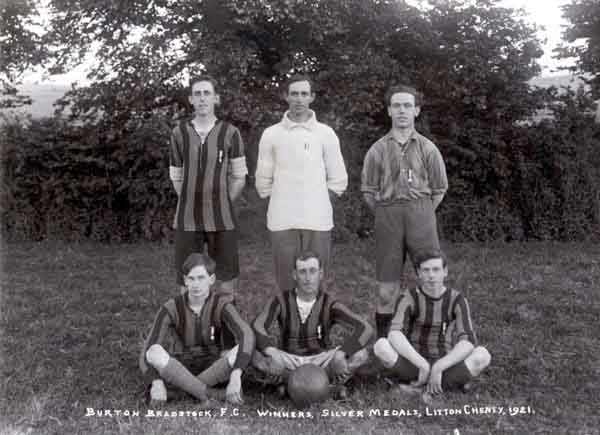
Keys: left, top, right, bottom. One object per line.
{"left": 388, "top": 330, "right": 428, "bottom": 369}
{"left": 432, "top": 340, "right": 474, "bottom": 373}
{"left": 228, "top": 177, "right": 245, "bottom": 202}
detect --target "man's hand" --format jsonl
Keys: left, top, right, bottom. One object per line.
{"left": 226, "top": 369, "right": 243, "bottom": 404}
{"left": 426, "top": 364, "right": 443, "bottom": 395}
{"left": 411, "top": 361, "right": 431, "bottom": 387}
{"left": 150, "top": 379, "right": 167, "bottom": 402}
{"left": 363, "top": 192, "right": 376, "bottom": 213}
{"left": 330, "top": 350, "right": 351, "bottom": 384}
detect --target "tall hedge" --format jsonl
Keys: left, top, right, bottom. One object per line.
{"left": 2, "top": 89, "right": 599, "bottom": 243}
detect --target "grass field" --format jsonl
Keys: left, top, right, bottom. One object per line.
{"left": 1, "top": 234, "right": 599, "bottom": 435}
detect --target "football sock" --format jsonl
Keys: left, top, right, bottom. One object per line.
{"left": 441, "top": 361, "right": 473, "bottom": 391}
{"left": 375, "top": 313, "right": 393, "bottom": 338}
{"left": 197, "top": 357, "right": 232, "bottom": 387}
{"left": 391, "top": 355, "right": 419, "bottom": 383}
{"left": 159, "top": 358, "right": 207, "bottom": 401}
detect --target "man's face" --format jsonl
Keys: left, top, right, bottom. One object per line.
{"left": 417, "top": 258, "right": 448, "bottom": 293}
{"left": 293, "top": 257, "right": 322, "bottom": 297}
{"left": 285, "top": 80, "right": 314, "bottom": 119}
{"left": 189, "top": 81, "right": 219, "bottom": 116}
{"left": 183, "top": 265, "right": 215, "bottom": 299}
{"left": 387, "top": 92, "right": 420, "bottom": 129}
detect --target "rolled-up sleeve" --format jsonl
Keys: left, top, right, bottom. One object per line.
{"left": 389, "top": 292, "right": 414, "bottom": 335}
{"left": 222, "top": 304, "right": 255, "bottom": 370}
{"left": 361, "top": 146, "right": 381, "bottom": 195}
{"left": 425, "top": 146, "right": 448, "bottom": 196}
{"left": 252, "top": 296, "right": 282, "bottom": 350}
{"left": 452, "top": 295, "right": 477, "bottom": 345}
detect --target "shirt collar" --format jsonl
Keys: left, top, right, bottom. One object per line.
{"left": 281, "top": 110, "right": 318, "bottom": 131}
{"left": 385, "top": 129, "right": 419, "bottom": 146}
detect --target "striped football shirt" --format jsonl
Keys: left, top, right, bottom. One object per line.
{"left": 140, "top": 292, "right": 255, "bottom": 379}
{"left": 170, "top": 120, "right": 245, "bottom": 231}
{"left": 390, "top": 287, "right": 478, "bottom": 360}
{"left": 253, "top": 290, "right": 374, "bottom": 357}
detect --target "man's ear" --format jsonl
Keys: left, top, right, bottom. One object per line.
{"left": 209, "top": 273, "right": 217, "bottom": 286}
{"left": 415, "top": 106, "right": 421, "bottom": 117}
{"left": 214, "top": 94, "right": 221, "bottom": 106}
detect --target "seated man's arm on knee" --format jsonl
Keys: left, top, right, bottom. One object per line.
{"left": 387, "top": 294, "right": 427, "bottom": 368}
{"left": 140, "top": 305, "right": 177, "bottom": 381}
{"left": 221, "top": 304, "right": 255, "bottom": 371}
{"left": 330, "top": 301, "right": 374, "bottom": 357}
{"left": 388, "top": 330, "right": 428, "bottom": 370}
{"left": 431, "top": 293, "right": 479, "bottom": 375}
{"left": 431, "top": 339, "right": 474, "bottom": 375}
{"left": 252, "top": 296, "right": 283, "bottom": 352}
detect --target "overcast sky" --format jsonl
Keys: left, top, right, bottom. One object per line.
{"left": 22, "top": 0, "right": 574, "bottom": 86}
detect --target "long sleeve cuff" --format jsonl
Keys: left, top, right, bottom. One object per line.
{"left": 169, "top": 166, "right": 183, "bottom": 182}
{"left": 229, "top": 157, "right": 248, "bottom": 179}
{"left": 327, "top": 177, "right": 348, "bottom": 196}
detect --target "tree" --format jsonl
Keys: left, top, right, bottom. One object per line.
{"left": 558, "top": 0, "right": 600, "bottom": 97}
{"left": 0, "top": 0, "right": 47, "bottom": 108}
{"left": 5, "top": 0, "right": 554, "bottom": 241}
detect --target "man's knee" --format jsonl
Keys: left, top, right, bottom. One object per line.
{"left": 146, "top": 344, "right": 170, "bottom": 370}
{"left": 466, "top": 346, "right": 491, "bottom": 376}
{"left": 252, "top": 350, "right": 285, "bottom": 374}
{"left": 373, "top": 338, "right": 397, "bottom": 368}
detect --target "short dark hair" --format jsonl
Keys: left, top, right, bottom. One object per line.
{"left": 188, "top": 74, "right": 219, "bottom": 95}
{"left": 283, "top": 73, "right": 316, "bottom": 95}
{"left": 385, "top": 84, "right": 422, "bottom": 107}
{"left": 414, "top": 249, "right": 447, "bottom": 269}
{"left": 294, "top": 250, "right": 321, "bottom": 269}
{"left": 182, "top": 252, "right": 217, "bottom": 276}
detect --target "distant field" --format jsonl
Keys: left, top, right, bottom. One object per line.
{"left": 1, "top": 238, "right": 599, "bottom": 434}
{"left": 1, "top": 83, "right": 69, "bottom": 120}
{"left": 1, "top": 74, "right": 591, "bottom": 122}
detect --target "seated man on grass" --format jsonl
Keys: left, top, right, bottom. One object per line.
{"left": 373, "top": 250, "right": 491, "bottom": 398}
{"left": 251, "top": 251, "right": 374, "bottom": 398}
{"left": 140, "top": 253, "right": 255, "bottom": 404}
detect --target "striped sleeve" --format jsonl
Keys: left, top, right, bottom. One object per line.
{"left": 330, "top": 302, "right": 374, "bottom": 356}
{"left": 452, "top": 294, "right": 477, "bottom": 345}
{"left": 252, "top": 296, "right": 282, "bottom": 350}
{"left": 139, "top": 305, "right": 176, "bottom": 381}
{"left": 169, "top": 127, "right": 183, "bottom": 167}
{"left": 360, "top": 145, "right": 381, "bottom": 195}
{"left": 390, "top": 291, "right": 414, "bottom": 334}
{"left": 221, "top": 304, "right": 255, "bottom": 370}
{"left": 424, "top": 141, "right": 448, "bottom": 196}
{"left": 227, "top": 127, "right": 245, "bottom": 159}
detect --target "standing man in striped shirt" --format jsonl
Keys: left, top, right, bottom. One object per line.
{"left": 255, "top": 74, "right": 348, "bottom": 292}
{"left": 140, "top": 253, "right": 255, "bottom": 404}
{"left": 361, "top": 84, "right": 448, "bottom": 339}
{"left": 373, "top": 250, "right": 491, "bottom": 396}
{"left": 169, "top": 75, "right": 248, "bottom": 295}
